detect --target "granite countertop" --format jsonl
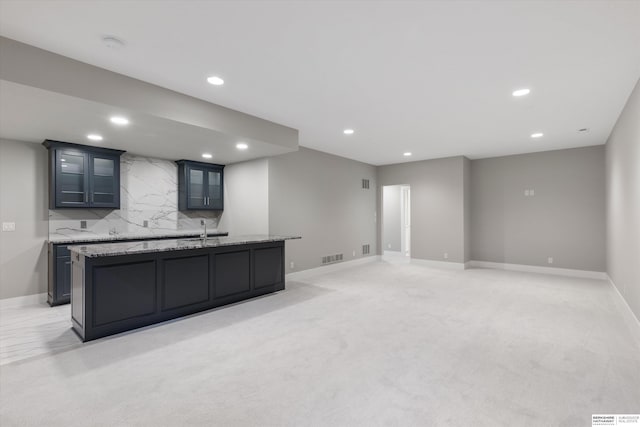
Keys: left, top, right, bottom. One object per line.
{"left": 68, "top": 235, "right": 301, "bottom": 258}
{"left": 48, "top": 230, "right": 228, "bottom": 244}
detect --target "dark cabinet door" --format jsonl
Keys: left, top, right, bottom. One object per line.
{"left": 55, "top": 149, "right": 89, "bottom": 207}
{"left": 206, "top": 169, "right": 223, "bottom": 210}
{"left": 56, "top": 256, "right": 72, "bottom": 301}
{"left": 45, "top": 140, "right": 125, "bottom": 209}
{"left": 187, "top": 167, "right": 207, "bottom": 209}
{"left": 89, "top": 154, "right": 120, "bottom": 208}
{"left": 177, "top": 160, "right": 224, "bottom": 211}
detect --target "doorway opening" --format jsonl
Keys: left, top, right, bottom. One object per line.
{"left": 382, "top": 185, "right": 411, "bottom": 260}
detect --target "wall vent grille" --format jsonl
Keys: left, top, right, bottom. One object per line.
{"left": 362, "top": 244, "right": 370, "bottom": 255}
{"left": 322, "top": 253, "right": 344, "bottom": 265}
{"left": 362, "top": 179, "right": 370, "bottom": 189}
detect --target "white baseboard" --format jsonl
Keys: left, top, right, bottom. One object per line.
{"left": 0, "top": 292, "right": 47, "bottom": 309}
{"left": 409, "top": 258, "right": 467, "bottom": 270}
{"left": 607, "top": 275, "right": 640, "bottom": 329}
{"left": 468, "top": 260, "right": 607, "bottom": 280}
{"left": 286, "top": 256, "right": 381, "bottom": 281}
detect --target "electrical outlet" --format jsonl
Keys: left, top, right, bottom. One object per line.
{"left": 444, "top": 252, "right": 449, "bottom": 259}
{"left": 352, "top": 250, "right": 356, "bottom": 257}
{"left": 530, "top": 189, "right": 535, "bottom": 196}
{"left": 547, "top": 257, "right": 553, "bottom": 264}
{"left": 290, "top": 261, "right": 295, "bottom": 270}
{"left": 2, "top": 222, "right": 16, "bottom": 232}
{"left": 143, "top": 220, "right": 149, "bottom": 228}
{"left": 388, "top": 244, "right": 391, "bottom": 249}
{"left": 524, "top": 189, "right": 530, "bottom": 196}
{"left": 80, "top": 220, "right": 87, "bottom": 229}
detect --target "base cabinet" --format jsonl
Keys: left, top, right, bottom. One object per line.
{"left": 48, "top": 233, "right": 228, "bottom": 306}
{"left": 71, "top": 241, "right": 285, "bottom": 342}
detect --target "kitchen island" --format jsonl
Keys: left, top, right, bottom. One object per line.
{"left": 68, "top": 235, "right": 300, "bottom": 342}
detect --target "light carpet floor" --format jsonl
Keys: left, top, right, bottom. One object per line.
{"left": 1, "top": 259, "right": 639, "bottom": 426}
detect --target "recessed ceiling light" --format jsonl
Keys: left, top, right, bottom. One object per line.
{"left": 102, "top": 36, "right": 125, "bottom": 50}
{"left": 202, "top": 153, "right": 213, "bottom": 159}
{"left": 531, "top": 133, "right": 544, "bottom": 138}
{"left": 87, "top": 134, "right": 103, "bottom": 141}
{"left": 343, "top": 129, "right": 355, "bottom": 135}
{"left": 512, "top": 88, "right": 531, "bottom": 97}
{"left": 207, "top": 76, "right": 224, "bottom": 86}
{"left": 578, "top": 128, "right": 589, "bottom": 132}
{"left": 110, "top": 116, "right": 129, "bottom": 125}
{"left": 236, "top": 143, "right": 248, "bottom": 150}
{"left": 403, "top": 152, "right": 412, "bottom": 157}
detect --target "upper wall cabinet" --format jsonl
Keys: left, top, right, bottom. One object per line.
{"left": 43, "top": 140, "right": 125, "bottom": 209}
{"left": 176, "top": 160, "right": 224, "bottom": 211}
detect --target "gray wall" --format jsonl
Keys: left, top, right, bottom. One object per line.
{"left": 377, "top": 156, "right": 467, "bottom": 264}
{"left": 268, "top": 147, "right": 377, "bottom": 272}
{"left": 0, "top": 139, "right": 48, "bottom": 299}
{"left": 219, "top": 158, "right": 269, "bottom": 235}
{"left": 470, "top": 146, "right": 606, "bottom": 271}
{"left": 463, "top": 157, "right": 471, "bottom": 263}
{"left": 606, "top": 78, "right": 640, "bottom": 320}
{"left": 382, "top": 185, "right": 402, "bottom": 252}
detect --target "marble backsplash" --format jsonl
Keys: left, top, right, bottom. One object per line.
{"left": 49, "top": 154, "right": 222, "bottom": 240}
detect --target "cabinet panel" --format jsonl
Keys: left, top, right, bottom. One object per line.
{"left": 254, "top": 247, "right": 283, "bottom": 290}
{"left": 214, "top": 250, "right": 250, "bottom": 298}
{"left": 161, "top": 254, "right": 209, "bottom": 311}
{"left": 93, "top": 260, "right": 157, "bottom": 326}
{"left": 56, "top": 256, "right": 72, "bottom": 300}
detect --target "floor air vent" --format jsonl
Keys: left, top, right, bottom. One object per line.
{"left": 322, "top": 253, "right": 344, "bottom": 264}
{"left": 362, "top": 179, "right": 370, "bottom": 189}
{"left": 362, "top": 244, "right": 370, "bottom": 255}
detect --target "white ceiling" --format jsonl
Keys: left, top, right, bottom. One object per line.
{"left": 1, "top": 0, "right": 639, "bottom": 165}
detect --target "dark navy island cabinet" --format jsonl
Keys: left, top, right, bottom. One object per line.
{"left": 176, "top": 160, "right": 224, "bottom": 211}
{"left": 43, "top": 140, "right": 125, "bottom": 209}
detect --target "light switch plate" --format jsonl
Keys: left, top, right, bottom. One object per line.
{"left": 2, "top": 222, "right": 16, "bottom": 232}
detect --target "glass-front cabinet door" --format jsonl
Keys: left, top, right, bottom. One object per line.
{"left": 207, "top": 169, "right": 223, "bottom": 209}
{"left": 90, "top": 155, "right": 120, "bottom": 208}
{"left": 188, "top": 167, "right": 207, "bottom": 208}
{"left": 45, "top": 140, "right": 125, "bottom": 209}
{"left": 55, "top": 150, "right": 88, "bottom": 207}
{"left": 176, "top": 160, "right": 224, "bottom": 211}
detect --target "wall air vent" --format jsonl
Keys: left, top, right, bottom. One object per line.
{"left": 362, "top": 179, "right": 370, "bottom": 189}
{"left": 322, "top": 253, "right": 344, "bottom": 265}
{"left": 362, "top": 244, "right": 370, "bottom": 255}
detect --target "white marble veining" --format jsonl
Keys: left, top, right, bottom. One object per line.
{"left": 48, "top": 154, "right": 222, "bottom": 241}
{"left": 68, "top": 235, "right": 301, "bottom": 257}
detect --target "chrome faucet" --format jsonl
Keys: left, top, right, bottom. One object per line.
{"left": 200, "top": 219, "right": 207, "bottom": 243}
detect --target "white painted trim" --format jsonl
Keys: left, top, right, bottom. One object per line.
{"left": 607, "top": 275, "right": 640, "bottom": 329}
{"left": 468, "top": 260, "right": 607, "bottom": 280}
{"left": 0, "top": 292, "right": 47, "bottom": 309}
{"left": 409, "top": 258, "right": 467, "bottom": 270}
{"left": 286, "top": 256, "right": 381, "bottom": 281}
